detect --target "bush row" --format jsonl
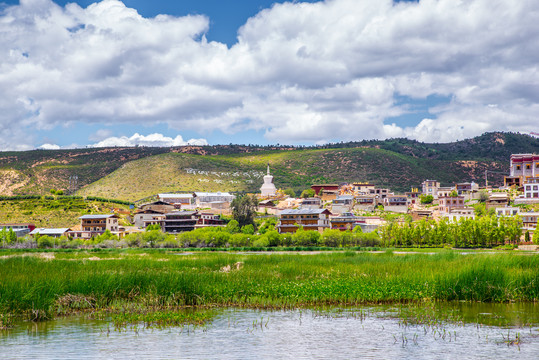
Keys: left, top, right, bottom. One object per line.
{"left": 378, "top": 215, "right": 522, "bottom": 248}
{"left": 21, "top": 227, "right": 380, "bottom": 249}
{"left": 85, "top": 196, "right": 134, "bottom": 206}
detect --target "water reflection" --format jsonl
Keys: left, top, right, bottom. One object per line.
{"left": 2, "top": 304, "right": 539, "bottom": 359}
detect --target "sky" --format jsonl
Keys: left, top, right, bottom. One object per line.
{"left": 0, "top": 0, "right": 538, "bottom": 150}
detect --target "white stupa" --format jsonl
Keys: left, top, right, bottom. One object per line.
{"left": 260, "top": 164, "right": 277, "bottom": 197}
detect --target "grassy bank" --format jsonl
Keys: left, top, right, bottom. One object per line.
{"left": 1, "top": 250, "right": 539, "bottom": 322}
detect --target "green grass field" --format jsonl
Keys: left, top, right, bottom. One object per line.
{"left": 1, "top": 250, "right": 538, "bottom": 323}
{"left": 0, "top": 198, "right": 131, "bottom": 228}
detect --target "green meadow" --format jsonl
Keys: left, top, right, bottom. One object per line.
{"left": 1, "top": 250, "right": 539, "bottom": 325}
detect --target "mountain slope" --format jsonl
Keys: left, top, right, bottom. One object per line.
{"left": 78, "top": 146, "right": 510, "bottom": 201}
{"left": 0, "top": 132, "right": 537, "bottom": 200}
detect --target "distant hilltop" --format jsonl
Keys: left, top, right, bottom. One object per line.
{"left": 0, "top": 132, "right": 537, "bottom": 201}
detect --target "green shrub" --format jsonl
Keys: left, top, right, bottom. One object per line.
{"left": 253, "top": 237, "right": 269, "bottom": 247}
{"left": 37, "top": 235, "right": 54, "bottom": 248}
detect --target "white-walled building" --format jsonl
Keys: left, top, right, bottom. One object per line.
{"left": 524, "top": 177, "right": 539, "bottom": 200}
{"left": 510, "top": 154, "right": 539, "bottom": 178}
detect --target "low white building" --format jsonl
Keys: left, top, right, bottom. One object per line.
{"left": 29, "top": 228, "right": 71, "bottom": 238}
{"left": 194, "top": 192, "right": 235, "bottom": 209}
{"left": 496, "top": 206, "right": 520, "bottom": 217}
{"left": 524, "top": 177, "right": 539, "bottom": 201}
{"left": 444, "top": 208, "right": 475, "bottom": 222}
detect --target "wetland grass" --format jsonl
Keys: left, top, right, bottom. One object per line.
{"left": 1, "top": 250, "right": 539, "bottom": 322}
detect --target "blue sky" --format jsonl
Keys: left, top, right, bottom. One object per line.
{"left": 0, "top": 0, "right": 537, "bottom": 150}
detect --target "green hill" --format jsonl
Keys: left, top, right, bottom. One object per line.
{"left": 0, "top": 197, "right": 131, "bottom": 228}
{"left": 0, "top": 147, "right": 168, "bottom": 196}
{"left": 1, "top": 132, "right": 537, "bottom": 201}
{"left": 77, "top": 139, "right": 527, "bottom": 201}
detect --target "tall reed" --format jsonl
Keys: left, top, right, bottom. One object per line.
{"left": 1, "top": 251, "right": 538, "bottom": 320}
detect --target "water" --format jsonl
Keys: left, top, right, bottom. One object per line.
{"left": 2, "top": 304, "right": 539, "bottom": 359}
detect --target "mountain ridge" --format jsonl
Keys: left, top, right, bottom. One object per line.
{"left": 0, "top": 132, "right": 537, "bottom": 200}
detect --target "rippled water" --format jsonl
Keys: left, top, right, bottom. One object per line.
{"left": 2, "top": 304, "right": 539, "bottom": 359}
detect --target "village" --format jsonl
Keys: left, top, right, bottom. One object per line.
{"left": 1, "top": 153, "right": 538, "bottom": 244}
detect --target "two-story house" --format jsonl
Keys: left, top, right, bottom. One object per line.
{"left": 277, "top": 209, "right": 332, "bottom": 233}
{"left": 438, "top": 196, "right": 466, "bottom": 214}
{"left": 161, "top": 211, "right": 198, "bottom": 233}
{"left": 70, "top": 214, "right": 119, "bottom": 239}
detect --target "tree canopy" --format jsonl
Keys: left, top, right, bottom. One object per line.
{"left": 231, "top": 195, "right": 258, "bottom": 228}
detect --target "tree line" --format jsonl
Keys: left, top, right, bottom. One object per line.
{"left": 378, "top": 216, "right": 523, "bottom": 248}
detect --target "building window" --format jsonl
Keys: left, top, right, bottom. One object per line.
{"left": 517, "top": 165, "right": 521, "bottom": 170}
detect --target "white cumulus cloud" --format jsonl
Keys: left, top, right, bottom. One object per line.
{"left": 37, "top": 143, "right": 61, "bottom": 150}
{"left": 90, "top": 133, "right": 208, "bottom": 147}
{"left": 0, "top": 0, "right": 538, "bottom": 149}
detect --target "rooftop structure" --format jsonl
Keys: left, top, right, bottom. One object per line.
{"left": 139, "top": 200, "right": 177, "bottom": 213}
{"left": 158, "top": 193, "right": 193, "bottom": 205}
{"left": 301, "top": 197, "right": 322, "bottom": 210}
{"left": 29, "top": 228, "right": 70, "bottom": 238}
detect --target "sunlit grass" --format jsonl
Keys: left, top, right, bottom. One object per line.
{"left": 1, "top": 250, "right": 539, "bottom": 322}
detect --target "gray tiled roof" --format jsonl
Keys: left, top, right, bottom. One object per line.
{"left": 29, "top": 228, "right": 70, "bottom": 235}
{"left": 79, "top": 214, "right": 117, "bottom": 219}
{"left": 281, "top": 209, "right": 330, "bottom": 215}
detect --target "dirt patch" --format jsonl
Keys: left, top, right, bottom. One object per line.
{"left": 457, "top": 160, "right": 478, "bottom": 168}
{"left": 38, "top": 253, "right": 56, "bottom": 260}
{"left": 83, "top": 256, "right": 123, "bottom": 261}
{"left": 0, "top": 170, "right": 29, "bottom": 195}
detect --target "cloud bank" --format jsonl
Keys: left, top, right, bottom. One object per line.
{"left": 89, "top": 133, "right": 208, "bottom": 147}
{"left": 1, "top": 0, "right": 538, "bottom": 150}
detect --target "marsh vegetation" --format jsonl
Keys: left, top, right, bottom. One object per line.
{"left": 2, "top": 250, "right": 539, "bottom": 325}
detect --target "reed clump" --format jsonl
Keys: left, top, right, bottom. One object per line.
{"left": 1, "top": 250, "right": 539, "bottom": 322}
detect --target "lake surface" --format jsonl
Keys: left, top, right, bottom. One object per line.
{"left": 2, "top": 303, "right": 539, "bottom": 359}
